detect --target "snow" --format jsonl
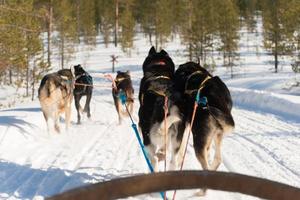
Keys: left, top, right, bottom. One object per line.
{"left": 0, "top": 24, "right": 300, "bottom": 199}
{"left": 230, "top": 87, "right": 300, "bottom": 120}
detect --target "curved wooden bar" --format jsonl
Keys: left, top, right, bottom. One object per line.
{"left": 48, "top": 170, "right": 300, "bottom": 200}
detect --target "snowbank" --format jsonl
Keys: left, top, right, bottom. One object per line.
{"left": 230, "top": 87, "right": 300, "bottom": 120}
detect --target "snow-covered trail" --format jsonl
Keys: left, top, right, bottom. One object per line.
{"left": 0, "top": 68, "right": 299, "bottom": 200}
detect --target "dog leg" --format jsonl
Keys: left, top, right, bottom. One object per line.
{"left": 129, "top": 102, "right": 134, "bottom": 116}
{"left": 211, "top": 133, "right": 223, "bottom": 170}
{"left": 145, "top": 144, "right": 159, "bottom": 172}
{"left": 65, "top": 105, "right": 71, "bottom": 131}
{"left": 75, "top": 96, "right": 81, "bottom": 124}
{"left": 169, "top": 146, "right": 180, "bottom": 170}
{"left": 169, "top": 124, "right": 181, "bottom": 170}
{"left": 84, "top": 93, "right": 92, "bottom": 118}
{"left": 42, "top": 112, "right": 50, "bottom": 133}
{"left": 116, "top": 101, "right": 122, "bottom": 124}
{"left": 173, "top": 122, "right": 188, "bottom": 170}
{"left": 196, "top": 149, "right": 209, "bottom": 171}
{"left": 194, "top": 134, "right": 214, "bottom": 196}
{"left": 194, "top": 148, "right": 209, "bottom": 196}
{"left": 54, "top": 112, "right": 60, "bottom": 133}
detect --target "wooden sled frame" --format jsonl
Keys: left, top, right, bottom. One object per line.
{"left": 48, "top": 170, "right": 300, "bottom": 200}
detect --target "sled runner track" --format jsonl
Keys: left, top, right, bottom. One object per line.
{"left": 226, "top": 107, "right": 300, "bottom": 186}
{"left": 233, "top": 133, "right": 300, "bottom": 179}
{"left": 235, "top": 108, "right": 300, "bottom": 134}
{"left": 72, "top": 113, "right": 142, "bottom": 175}
{"left": 0, "top": 144, "right": 63, "bottom": 194}
{"left": 2, "top": 149, "right": 66, "bottom": 199}
{"left": 68, "top": 120, "right": 116, "bottom": 170}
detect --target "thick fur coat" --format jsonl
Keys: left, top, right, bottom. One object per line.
{"left": 73, "top": 64, "right": 93, "bottom": 124}
{"left": 112, "top": 71, "right": 134, "bottom": 124}
{"left": 138, "top": 47, "right": 185, "bottom": 171}
{"left": 174, "top": 61, "right": 235, "bottom": 195}
{"left": 38, "top": 68, "right": 74, "bottom": 133}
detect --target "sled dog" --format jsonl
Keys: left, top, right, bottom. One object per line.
{"left": 112, "top": 70, "right": 134, "bottom": 124}
{"left": 138, "top": 46, "right": 185, "bottom": 171}
{"left": 38, "top": 68, "right": 74, "bottom": 133}
{"left": 73, "top": 64, "right": 93, "bottom": 124}
{"left": 174, "top": 61, "right": 235, "bottom": 195}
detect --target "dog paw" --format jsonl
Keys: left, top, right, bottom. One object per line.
{"left": 194, "top": 188, "right": 207, "bottom": 196}
{"left": 156, "top": 150, "right": 165, "bottom": 161}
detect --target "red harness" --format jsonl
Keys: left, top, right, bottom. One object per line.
{"left": 151, "top": 60, "right": 166, "bottom": 66}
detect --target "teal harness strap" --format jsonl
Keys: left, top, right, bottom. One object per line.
{"left": 118, "top": 93, "right": 165, "bottom": 199}
{"left": 196, "top": 90, "right": 208, "bottom": 107}
{"left": 119, "top": 91, "right": 127, "bottom": 105}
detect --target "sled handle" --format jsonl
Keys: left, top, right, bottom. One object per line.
{"left": 48, "top": 170, "right": 300, "bottom": 200}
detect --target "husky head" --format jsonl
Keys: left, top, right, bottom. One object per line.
{"left": 116, "top": 70, "right": 130, "bottom": 80}
{"left": 72, "top": 64, "right": 86, "bottom": 78}
{"left": 142, "top": 46, "right": 175, "bottom": 77}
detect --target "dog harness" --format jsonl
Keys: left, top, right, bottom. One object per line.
{"left": 59, "top": 74, "right": 73, "bottom": 98}
{"left": 146, "top": 60, "right": 166, "bottom": 68}
{"left": 184, "top": 71, "right": 212, "bottom": 96}
{"left": 114, "top": 77, "right": 129, "bottom": 86}
{"left": 184, "top": 71, "right": 212, "bottom": 108}
{"left": 115, "top": 89, "right": 134, "bottom": 103}
{"left": 113, "top": 77, "right": 134, "bottom": 103}
{"left": 140, "top": 75, "right": 171, "bottom": 105}
{"left": 75, "top": 73, "right": 93, "bottom": 84}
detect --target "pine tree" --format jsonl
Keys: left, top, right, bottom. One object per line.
{"left": 281, "top": 0, "right": 300, "bottom": 61}
{"left": 136, "top": 0, "right": 174, "bottom": 49}
{"left": 261, "top": 0, "right": 294, "bottom": 73}
{"left": 177, "top": 0, "right": 222, "bottom": 73}
{"left": 135, "top": 0, "right": 156, "bottom": 45}
{"left": 119, "top": 0, "right": 135, "bottom": 53}
{"left": 76, "top": 0, "right": 97, "bottom": 46}
{"left": 154, "top": 0, "right": 173, "bottom": 49}
{"left": 237, "top": 0, "right": 258, "bottom": 32}
{"left": 95, "top": 0, "right": 115, "bottom": 47}
{"left": 0, "top": 0, "right": 45, "bottom": 94}
{"left": 217, "top": 0, "right": 240, "bottom": 78}
{"left": 34, "top": 0, "right": 54, "bottom": 68}
{"left": 52, "top": 0, "right": 78, "bottom": 69}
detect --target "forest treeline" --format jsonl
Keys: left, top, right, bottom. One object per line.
{"left": 0, "top": 0, "right": 300, "bottom": 97}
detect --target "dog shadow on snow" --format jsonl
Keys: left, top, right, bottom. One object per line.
{"left": 1, "top": 107, "right": 41, "bottom": 113}
{"left": 0, "top": 160, "right": 120, "bottom": 199}
{"left": 0, "top": 107, "right": 40, "bottom": 130}
{"left": 0, "top": 115, "right": 37, "bottom": 138}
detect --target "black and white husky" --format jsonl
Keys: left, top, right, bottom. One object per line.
{"left": 174, "top": 61, "right": 235, "bottom": 195}
{"left": 138, "top": 47, "right": 185, "bottom": 171}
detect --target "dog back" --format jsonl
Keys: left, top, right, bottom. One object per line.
{"left": 175, "top": 62, "right": 234, "bottom": 128}
{"left": 139, "top": 47, "right": 182, "bottom": 146}
{"left": 38, "top": 70, "right": 73, "bottom": 106}
{"left": 114, "top": 71, "right": 134, "bottom": 101}
{"left": 73, "top": 65, "right": 93, "bottom": 95}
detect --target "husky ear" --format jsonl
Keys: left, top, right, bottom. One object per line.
{"left": 70, "top": 66, "right": 75, "bottom": 77}
{"left": 148, "top": 46, "right": 156, "bottom": 56}
{"left": 160, "top": 49, "right": 168, "bottom": 56}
